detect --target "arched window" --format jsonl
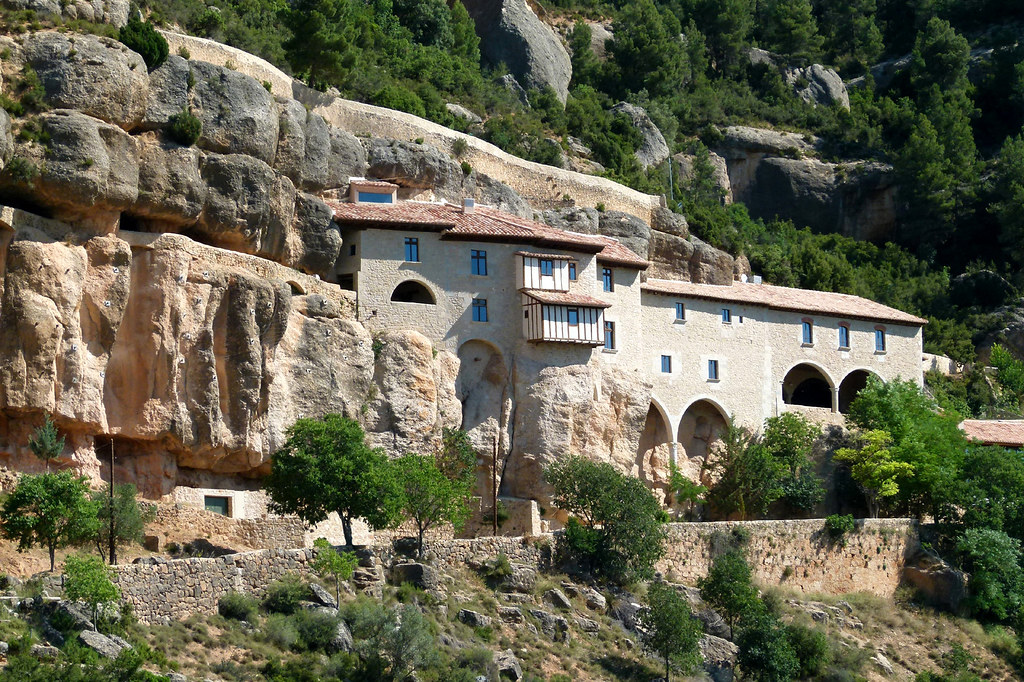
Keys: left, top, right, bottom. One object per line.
{"left": 782, "top": 364, "right": 834, "bottom": 409}
{"left": 390, "top": 280, "right": 435, "bottom": 304}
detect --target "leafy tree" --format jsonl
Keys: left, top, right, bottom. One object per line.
{"left": 956, "top": 528, "right": 1024, "bottom": 622}
{"left": 758, "top": 0, "right": 823, "bottom": 64}
{"left": 668, "top": 463, "right": 707, "bottom": 520}
{"left": 568, "top": 22, "right": 602, "bottom": 89}
{"left": 28, "top": 415, "right": 64, "bottom": 472}
{"left": 392, "top": 0, "right": 453, "bottom": 49}
{"left": 990, "top": 344, "right": 1024, "bottom": 407}
{"left": 736, "top": 610, "right": 800, "bottom": 682}
{"left": 761, "top": 413, "right": 823, "bottom": 516}
{"left": 545, "top": 455, "right": 666, "bottom": 583}
{"left": 119, "top": 16, "right": 169, "bottom": 70}
{"left": 834, "top": 430, "right": 913, "bottom": 517}
{"left": 282, "top": 0, "right": 375, "bottom": 90}
{"left": 705, "top": 420, "right": 783, "bottom": 520}
{"left": 609, "top": 0, "right": 689, "bottom": 98}
{"left": 785, "top": 623, "right": 831, "bottom": 677}
{"left": 1, "top": 471, "right": 98, "bottom": 570}
{"left": 91, "top": 484, "right": 156, "bottom": 565}
{"left": 698, "top": 549, "right": 759, "bottom": 630}
{"left": 394, "top": 454, "right": 471, "bottom": 559}
{"left": 64, "top": 553, "right": 120, "bottom": 630}
{"left": 263, "top": 415, "right": 403, "bottom": 546}
{"left": 344, "top": 597, "right": 439, "bottom": 680}
{"left": 638, "top": 581, "right": 703, "bottom": 681}
{"left": 312, "top": 537, "right": 358, "bottom": 605}
{"left": 433, "top": 427, "right": 477, "bottom": 485}
{"left": 684, "top": 0, "right": 755, "bottom": 76}
{"left": 910, "top": 17, "right": 971, "bottom": 95}
{"left": 993, "top": 134, "right": 1024, "bottom": 265}
{"left": 893, "top": 114, "right": 955, "bottom": 257}
{"left": 819, "top": 0, "right": 883, "bottom": 72}
{"left": 447, "top": 1, "right": 480, "bottom": 65}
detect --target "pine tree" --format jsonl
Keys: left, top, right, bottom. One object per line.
{"left": 29, "top": 415, "right": 64, "bottom": 472}
{"left": 759, "top": 0, "right": 823, "bottom": 64}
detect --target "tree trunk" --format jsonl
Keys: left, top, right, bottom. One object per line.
{"left": 335, "top": 576, "right": 340, "bottom": 606}
{"left": 341, "top": 514, "right": 353, "bottom": 546}
{"left": 665, "top": 654, "right": 670, "bottom": 681}
{"left": 417, "top": 524, "right": 425, "bottom": 560}
{"left": 48, "top": 543, "right": 56, "bottom": 572}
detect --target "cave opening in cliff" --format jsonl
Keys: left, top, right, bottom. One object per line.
{"left": 677, "top": 399, "right": 728, "bottom": 461}
{"left": 391, "top": 280, "right": 435, "bottom": 304}
{"left": 839, "top": 369, "right": 877, "bottom": 413}
{"left": 783, "top": 363, "right": 834, "bottom": 409}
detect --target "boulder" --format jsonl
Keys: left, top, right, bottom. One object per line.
{"left": 458, "top": 608, "right": 492, "bottom": 628}
{"left": 498, "top": 606, "right": 524, "bottom": 623}
{"left": 651, "top": 206, "right": 689, "bottom": 239}
{"left": 308, "top": 582, "right": 338, "bottom": 609}
{"left": 903, "top": 551, "right": 968, "bottom": 615}
{"left": 543, "top": 588, "right": 572, "bottom": 610}
{"left": 786, "top": 63, "right": 849, "bottom": 109}
{"left": 446, "top": 103, "right": 482, "bottom": 125}
{"left": 586, "top": 22, "right": 612, "bottom": 60}
{"left": 330, "top": 619, "right": 353, "bottom": 653}
{"left": 872, "top": 651, "right": 895, "bottom": 676}
{"left": 610, "top": 597, "right": 644, "bottom": 631}
{"left": 500, "top": 563, "right": 537, "bottom": 593}
{"left": 494, "top": 648, "right": 523, "bottom": 680}
{"left": 690, "top": 237, "right": 735, "bottom": 285}
{"left": 463, "top": 0, "right": 572, "bottom": 103}
{"left": 133, "top": 135, "right": 207, "bottom": 228}
{"left": 2, "top": 0, "right": 129, "bottom": 26}
{"left": 327, "top": 127, "right": 368, "bottom": 188}
{"left": 699, "top": 634, "right": 739, "bottom": 682}
{"left": 55, "top": 600, "right": 95, "bottom": 630}
{"left": 391, "top": 562, "right": 440, "bottom": 591}
{"left": 30, "top": 643, "right": 59, "bottom": 659}
{"left": 23, "top": 32, "right": 149, "bottom": 130}
{"left": 78, "top": 629, "right": 131, "bottom": 659}
{"left": 584, "top": 588, "right": 606, "bottom": 612}
{"left": 950, "top": 270, "right": 1016, "bottom": 309}
{"left": 673, "top": 151, "right": 731, "bottom": 205}
{"left": 142, "top": 55, "right": 191, "bottom": 130}
{"left": 500, "top": 73, "right": 530, "bottom": 106}
{"left": 695, "top": 607, "right": 731, "bottom": 640}
{"left": 717, "top": 125, "right": 819, "bottom": 157}
{"left": 528, "top": 609, "right": 570, "bottom": 642}
{"left": 466, "top": 173, "right": 533, "bottom": 219}
{"left": 291, "top": 193, "right": 342, "bottom": 278}
{"left": 598, "top": 210, "right": 650, "bottom": 259}
{"left": 575, "top": 616, "right": 600, "bottom": 633}
{"left": 542, "top": 207, "right": 599, "bottom": 235}
{"left": 611, "top": 102, "right": 669, "bottom": 169}
{"left": 186, "top": 61, "right": 279, "bottom": 164}
{"left": 274, "top": 100, "right": 333, "bottom": 192}
{"left": 366, "top": 138, "right": 463, "bottom": 194}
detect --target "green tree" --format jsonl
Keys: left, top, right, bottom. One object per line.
{"left": 910, "top": 17, "right": 971, "bottom": 95}
{"left": 705, "top": 420, "right": 784, "bottom": 520}
{"left": 834, "top": 430, "right": 914, "bottom": 517}
{"left": 392, "top": 0, "right": 453, "bottom": 49}
{"left": 545, "top": 455, "right": 667, "bottom": 583}
{"left": 433, "top": 427, "right": 477, "bottom": 485}
{"left": 263, "top": 415, "right": 403, "bottom": 546}
{"left": 956, "top": 528, "right": 1024, "bottom": 622}
{"left": 28, "top": 415, "right": 64, "bottom": 472}
{"left": 759, "top": 0, "right": 823, "bottom": 64}
{"left": 698, "top": 549, "right": 759, "bottom": 630}
{"left": 568, "top": 22, "right": 602, "bottom": 89}
{"left": 687, "top": 0, "right": 755, "bottom": 76}
{"left": 344, "top": 597, "right": 439, "bottom": 680}
{"left": 312, "top": 537, "right": 358, "bottom": 605}
{"left": 64, "top": 553, "right": 120, "bottom": 630}
{"left": 1, "top": 471, "right": 98, "bottom": 570}
{"left": 609, "top": 0, "right": 689, "bottom": 98}
{"left": 993, "top": 134, "right": 1024, "bottom": 264}
{"left": 91, "top": 484, "right": 156, "bottom": 565}
{"left": 394, "top": 453, "right": 471, "bottom": 559}
{"left": 761, "top": 413, "right": 823, "bottom": 515}
{"left": 448, "top": 1, "right": 480, "bottom": 65}
{"left": 893, "top": 114, "right": 955, "bottom": 256}
{"left": 819, "top": 0, "right": 883, "bottom": 72}
{"left": 668, "top": 463, "right": 707, "bottom": 520}
{"left": 638, "top": 581, "right": 703, "bottom": 681}
{"left": 282, "top": 0, "right": 374, "bottom": 90}
{"left": 736, "top": 610, "right": 800, "bottom": 682}
{"left": 118, "top": 16, "right": 169, "bottom": 70}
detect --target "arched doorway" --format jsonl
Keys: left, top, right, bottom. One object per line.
{"left": 456, "top": 340, "right": 507, "bottom": 498}
{"left": 391, "top": 280, "right": 435, "bottom": 304}
{"left": 839, "top": 369, "right": 877, "bottom": 413}
{"left": 677, "top": 399, "right": 728, "bottom": 462}
{"left": 782, "top": 363, "right": 834, "bottom": 409}
{"left": 636, "top": 400, "right": 672, "bottom": 499}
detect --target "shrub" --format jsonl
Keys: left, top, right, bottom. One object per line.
{"left": 481, "top": 553, "right": 513, "bottom": 581}
{"left": 218, "top": 592, "right": 258, "bottom": 622}
{"left": 119, "top": 16, "right": 169, "bottom": 70}
{"left": 177, "top": 46, "right": 190, "bottom": 59}
{"left": 293, "top": 609, "right": 340, "bottom": 651}
{"left": 825, "top": 514, "right": 856, "bottom": 541}
{"left": 168, "top": 108, "right": 202, "bottom": 146}
{"left": 6, "top": 157, "right": 38, "bottom": 183}
{"left": 262, "top": 613, "right": 299, "bottom": 650}
{"left": 452, "top": 137, "right": 468, "bottom": 158}
{"left": 785, "top": 623, "right": 831, "bottom": 678}
{"left": 263, "top": 574, "right": 309, "bottom": 615}
{"left": 460, "top": 160, "right": 472, "bottom": 175}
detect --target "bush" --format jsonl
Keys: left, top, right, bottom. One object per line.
{"left": 218, "top": 592, "right": 258, "bottom": 622}
{"left": 785, "top": 623, "right": 831, "bottom": 678}
{"left": 263, "top": 574, "right": 309, "bottom": 615}
{"left": 168, "top": 108, "right": 202, "bottom": 146}
{"left": 6, "top": 157, "right": 38, "bottom": 183}
{"left": 480, "top": 553, "right": 513, "bottom": 581}
{"left": 825, "top": 514, "right": 856, "bottom": 541}
{"left": 262, "top": 613, "right": 299, "bottom": 650}
{"left": 460, "top": 160, "right": 472, "bottom": 175}
{"left": 293, "top": 609, "right": 340, "bottom": 652}
{"left": 119, "top": 16, "right": 169, "bottom": 70}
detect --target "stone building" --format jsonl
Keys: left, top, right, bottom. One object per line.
{"left": 329, "top": 185, "right": 927, "bottom": 481}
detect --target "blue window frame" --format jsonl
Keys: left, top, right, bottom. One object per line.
{"left": 568, "top": 262, "right": 577, "bottom": 281}
{"left": 675, "top": 302, "right": 686, "bottom": 321}
{"left": 540, "top": 259, "right": 553, "bottom": 276}
{"left": 721, "top": 308, "right": 732, "bottom": 323}
{"left": 839, "top": 324, "right": 850, "bottom": 349}
{"left": 357, "top": 191, "right": 394, "bottom": 203}
{"left": 567, "top": 308, "right": 579, "bottom": 326}
{"left": 602, "top": 267, "right": 614, "bottom": 292}
{"left": 472, "top": 298, "right": 488, "bottom": 322}
{"left": 604, "top": 321, "right": 615, "bottom": 349}
{"left": 802, "top": 320, "right": 814, "bottom": 344}
{"left": 661, "top": 355, "right": 672, "bottom": 373}
{"left": 404, "top": 237, "right": 419, "bottom": 262}
{"left": 708, "top": 359, "right": 719, "bottom": 381}
{"left": 471, "top": 249, "right": 487, "bottom": 276}
{"left": 875, "top": 328, "right": 886, "bottom": 352}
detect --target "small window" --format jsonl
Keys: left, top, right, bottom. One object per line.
{"left": 471, "top": 249, "right": 487, "bottom": 276}
{"left": 204, "top": 495, "right": 230, "bottom": 517}
{"left": 357, "top": 191, "right": 394, "bottom": 204}
{"left": 567, "top": 308, "right": 579, "bottom": 326}
{"left": 675, "top": 302, "right": 686, "bottom": 321}
{"left": 875, "top": 328, "right": 886, "bottom": 352}
{"left": 602, "top": 267, "right": 614, "bottom": 292}
{"left": 708, "top": 359, "right": 720, "bottom": 381}
{"left": 604, "top": 320, "right": 615, "bottom": 350}
{"left": 540, "top": 259, "right": 554, "bottom": 276}
{"left": 721, "top": 308, "right": 732, "bottom": 324}
{"left": 472, "top": 298, "right": 488, "bottom": 322}
{"left": 838, "top": 324, "right": 850, "bottom": 349}
{"left": 404, "top": 237, "right": 419, "bottom": 262}
{"left": 661, "top": 355, "right": 672, "bottom": 373}
{"left": 568, "top": 262, "right": 577, "bottom": 281}
{"left": 349, "top": 244, "right": 356, "bottom": 256}
{"left": 802, "top": 320, "right": 814, "bottom": 345}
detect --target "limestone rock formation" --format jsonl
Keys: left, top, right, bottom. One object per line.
{"left": 366, "top": 138, "right": 463, "bottom": 195}
{"left": 327, "top": 127, "right": 369, "bottom": 188}
{"left": 134, "top": 135, "right": 207, "bottom": 228}
{"left": 462, "top": 0, "right": 573, "bottom": 104}
{"left": 598, "top": 210, "right": 651, "bottom": 260}
{"left": 786, "top": 63, "right": 850, "bottom": 109}
{"left": 541, "top": 206, "right": 599, "bottom": 234}
{"left": 610, "top": 102, "right": 669, "bottom": 169}
{"left": 2, "top": 0, "right": 129, "bottom": 26}
{"left": 674, "top": 150, "right": 732, "bottom": 204}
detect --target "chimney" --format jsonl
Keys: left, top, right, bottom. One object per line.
{"left": 462, "top": 197, "right": 476, "bottom": 213}
{"left": 752, "top": 275, "right": 763, "bottom": 285}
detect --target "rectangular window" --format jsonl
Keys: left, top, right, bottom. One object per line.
{"left": 567, "top": 308, "right": 579, "bottom": 326}
{"left": 471, "top": 249, "right": 487, "bottom": 276}
{"left": 708, "top": 359, "right": 720, "bottom": 381}
{"left": 568, "top": 262, "right": 577, "bottom": 281}
{"left": 404, "top": 237, "right": 419, "bottom": 262}
{"left": 349, "top": 244, "right": 356, "bottom": 256}
{"left": 540, "top": 259, "right": 553, "bottom": 276}
{"left": 204, "top": 495, "right": 230, "bottom": 517}
{"left": 875, "top": 329, "right": 886, "bottom": 352}
{"left": 721, "top": 308, "right": 732, "bottom": 323}
{"left": 661, "top": 355, "right": 672, "bottom": 373}
{"left": 838, "top": 324, "right": 850, "bottom": 349}
{"left": 602, "top": 267, "right": 614, "bottom": 292}
{"left": 604, "top": 321, "right": 615, "bottom": 350}
{"left": 472, "top": 298, "right": 488, "bottom": 322}
{"left": 357, "top": 191, "right": 394, "bottom": 204}
{"left": 802, "top": 320, "right": 814, "bottom": 345}
{"left": 675, "top": 302, "right": 686, "bottom": 321}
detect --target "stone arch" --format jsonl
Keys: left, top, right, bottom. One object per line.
{"left": 391, "top": 280, "right": 435, "bottom": 304}
{"left": 677, "top": 398, "right": 729, "bottom": 462}
{"left": 457, "top": 340, "right": 507, "bottom": 499}
{"left": 782, "top": 362, "right": 835, "bottom": 409}
{"left": 286, "top": 280, "right": 305, "bottom": 295}
{"left": 636, "top": 398, "right": 673, "bottom": 495}
{"left": 839, "top": 368, "right": 880, "bottom": 414}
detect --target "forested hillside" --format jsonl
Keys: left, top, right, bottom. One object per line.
{"left": 127, "top": 0, "right": 1024, "bottom": 416}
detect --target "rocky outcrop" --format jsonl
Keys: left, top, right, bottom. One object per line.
{"left": 2, "top": 0, "right": 129, "bottom": 26}
{"left": 367, "top": 138, "right": 464, "bottom": 195}
{"left": 610, "top": 102, "right": 669, "bottom": 169}
{"left": 747, "top": 48, "right": 849, "bottom": 109}
{"left": 674, "top": 150, "right": 732, "bottom": 204}
{"left": 462, "top": 0, "right": 572, "bottom": 104}
{"left": 598, "top": 210, "right": 651, "bottom": 259}
{"left": 903, "top": 551, "right": 968, "bottom": 615}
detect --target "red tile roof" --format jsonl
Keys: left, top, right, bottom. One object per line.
{"left": 350, "top": 179, "right": 399, "bottom": 190}
{"left": 641, "top": 279, "right": 928, "bottom": 326}
{"left": 326, "top": 200, "right": 455, "bottom": 227}
{"left": 515, "top": 251, "right": 576, "bottom": 261}
{"left": 593, "top": 235, "right": 651, "bottom": 269}
{"left": 521, "top": 288, "right": 612, "bottom": 308}
{"left": 961, "top": 420, "right": 1024, "bottom": 448}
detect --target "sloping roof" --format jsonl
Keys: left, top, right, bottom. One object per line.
{"left": 515, "top": 251, "right": 576, "bottom": 261}
{"left": 521, "top": 288, "right": 612, "bottom": 308}
{"left": 350, "top": 179, "right": 399, "bottom": 190}
{"left": 641, "top": 279, "right": 928, "bottom": 326}
{"left": 961, "top": 420, "right": 1024, "bottom": 448}
{"left": 328, "top": 199, "right": 648, "bottom": 268}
